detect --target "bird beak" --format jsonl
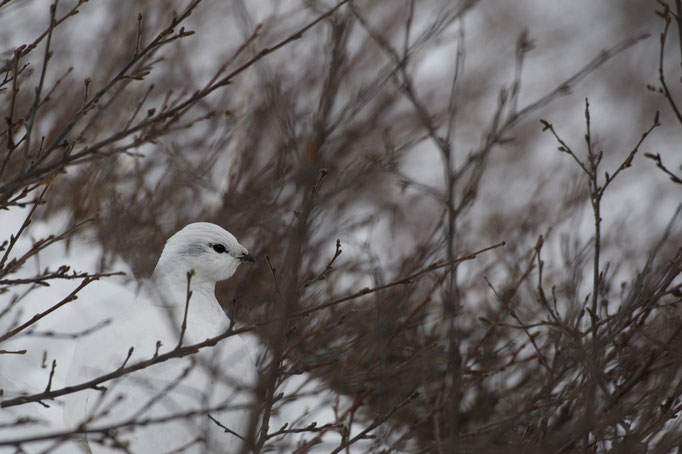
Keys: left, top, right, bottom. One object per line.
{"left": 238, "top": 252, "right": 255, "bottom": 263}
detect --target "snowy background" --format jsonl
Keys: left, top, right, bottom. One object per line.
{"left": 1, "top": 0, "right": 681, "bottom": 452}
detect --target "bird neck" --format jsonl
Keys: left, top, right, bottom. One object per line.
{"left": 147, "top": 261, "right": 217, "bottom": 309}
{"left": 142, "top": 267, "right": 231, "bottom": 341}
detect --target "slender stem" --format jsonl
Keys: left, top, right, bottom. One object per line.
{"left": 659, "top": 15, "right": 682, "bottom": 124}
{"left": 23, "top": 0, "right": 57, "bottom": 167}
{"left": 176, "top": 270, "right": 194, "bottom": 348}
{"left": 584, "top": 99, "right": 600, "bottom": 334}
{"left": 673, "top": 0, "right": 682, "bottom": 67}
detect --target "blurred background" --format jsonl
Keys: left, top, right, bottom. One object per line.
{"left": 1, "top": 0, "right": 681, "bottom": 452}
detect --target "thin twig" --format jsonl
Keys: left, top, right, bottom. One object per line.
{"left": 329, "top": 391, "right": 419, "bottom": 454}
{"left": 22, "top": 0, "right": 58, "bottom": 167}
{"left": 658, "top": 12, "right": 682, "bottom": 124}
{"left": 292, "top": 241, "right": 505, "bottom": 319}
{"left": 176, "top": 269, "right": 194, "bottom": 348}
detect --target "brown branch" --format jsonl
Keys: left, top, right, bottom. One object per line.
{"left": 658, "top": 12, "right": 682, "bottom": 124}
{"left": 302, "top": 239, "right": 342, "bottom": 288}
{"left": 644, "top": 152, "right": 682, "bottom": 185}
{"left": 0, "top": 0, "right": 85, "bottom": 74}
{"left": 0, "top": 216, "right": 95, "bottom": 280}
{"left": 22, "top": 0, "right": 58, "bottom": 166}
{"left": 0, "top": 324, "right": 254, "bottom": 408}
{"left": 176, "top": 270, "right": 195, "bottom": 348}
{"left": 28, "top": 0, "right": 204, "bottom": 172}
{"left": 292, "top": 241, "right": 505, "bottom": 319}
{"left": 0, "top": 0, "right": 352, "bottom": 203}
{"left": 0, "top": 399, "right": 253, "bottom": 447}
{"left": 0, "top": 185, "right": 49, "bottom": 273}
{"left": 0, "top": 267, "right": 122, "bottom": 286}
{"left": 0, "top": 275, "right": 102, "bottom": 343}
{"left": 485, "top": 276, "right": 551, "bottom": 372}
{"left": 208, "top": 413, "right": 248, "bottom": 442}
{"left": 329, "top": 390, "right": 419, "bottom": 454}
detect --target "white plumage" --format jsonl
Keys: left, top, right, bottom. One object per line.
{"left": 64, "top": 222, "right": 257, "bottom": 453}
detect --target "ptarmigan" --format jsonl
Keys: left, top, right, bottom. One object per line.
{"left": 64, "top": 222, "right": 256, "bottom": 453}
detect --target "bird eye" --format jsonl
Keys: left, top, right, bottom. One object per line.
{"left": 212, "top": 243, "right": 227, "bottom": 254}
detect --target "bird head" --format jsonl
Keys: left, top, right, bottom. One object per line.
{"left": 154, "top": 222, "right": 254, "bottom": 285}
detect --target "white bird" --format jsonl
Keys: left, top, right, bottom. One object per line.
{"left": 64, "top": 222, "right": 257, "bottom": 453}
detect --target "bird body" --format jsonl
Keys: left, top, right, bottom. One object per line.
{"left": 64, "top": 223, "right": 256, "bottom": 453}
